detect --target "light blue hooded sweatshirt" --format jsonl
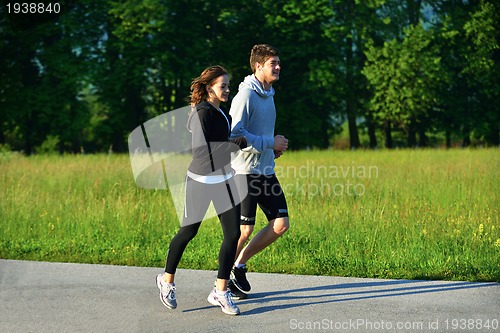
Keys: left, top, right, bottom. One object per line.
{"left": 229, "top": 74, "right": 276, "bottom": 175}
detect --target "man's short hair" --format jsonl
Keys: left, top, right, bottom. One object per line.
{"left": 250, "top": 44, "right": 280, "bottom": 73}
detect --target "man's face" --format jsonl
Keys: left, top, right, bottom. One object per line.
{"left": 259, "top": 56, "right": 281, "bottom": 84}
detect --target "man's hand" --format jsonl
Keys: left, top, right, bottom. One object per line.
{"left": 274, "top": 135, "right": 288, "bottom": 152}
{"left": 273, "top": 135, "right": 288, "bottom": 159}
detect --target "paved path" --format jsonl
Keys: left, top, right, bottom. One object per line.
{"left": 0, "top": 259, "right": 498, "bottom": 332}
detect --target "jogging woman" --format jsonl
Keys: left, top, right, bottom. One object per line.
{"left": 156, "top": 65, "right": 247, "bottom": 315}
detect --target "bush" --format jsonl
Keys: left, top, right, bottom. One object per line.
{"left": 35, "top": 135, "right": 60, "bottom": 155}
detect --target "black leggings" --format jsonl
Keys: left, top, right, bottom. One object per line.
{"left": 165, "top": 176, "right": 241, "bottom": 280}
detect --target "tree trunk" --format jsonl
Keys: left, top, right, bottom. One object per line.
{"left": 24, "top": 113, "right": 34, "bottom": 155}
{"left": 486, "top": 116, "right": 499, "bottom": 146}
{"left": 445, "top": 129, "right": 451, "bottom": 148}
{"left": 418, "top": 128, "right": 428, "bottom": 147}
{"left": 385, "top": 122, "right": 393, "bottom": 149}
{"left": 366, "top": 117, "right": 378, "bottom": 149}
{"left": 345, "top": 0, "right": 360, "bottom": 149}
{"left": 162, "top": 77, "right": 172, "bottom": 112}
{"left": 21, "top": 53, "right": 38, "bottom": 155}
{"left": 345, "top": 50, "right": 360, "bottom": 146}
{"left": 462, "top": 124, "right": 471, "bottom": 147}
{"left": 462, "top": 135, "right": 471, "bottom": 147}
{"left": 347, "top": 112, "right": 360, "bottom": 149}
{"left": 0, "top": 122, "right": 5, "bottom": 145}
{"left": 407, "top": 126, "right": 417, "bottom": 148}
{"left": 175, "top": 77, "right": 184, "bottom": 109}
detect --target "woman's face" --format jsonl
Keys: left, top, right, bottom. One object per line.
{"left": 208, "top": 74, "right": 230, "bottom": 103}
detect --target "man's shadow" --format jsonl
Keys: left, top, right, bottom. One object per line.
{"left": 239, "top": 280, "right": 497, "bottom": 315}
{"left": 183, "top": 279, "right": 497, "bottom": 315}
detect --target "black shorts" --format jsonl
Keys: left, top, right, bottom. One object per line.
{"left": 236, "top": 174, "right": 288, "bottom": 225}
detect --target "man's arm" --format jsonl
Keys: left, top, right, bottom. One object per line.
{"left": 230, "top": 90, "right": 274, "bottom": 154}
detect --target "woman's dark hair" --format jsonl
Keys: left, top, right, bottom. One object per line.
{"left": 189, "top": 65, "right": 228, "bottom": 105}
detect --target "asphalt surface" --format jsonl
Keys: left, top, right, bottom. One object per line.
{"left": 0, "top": 259, "right": 498, "bottom": 333}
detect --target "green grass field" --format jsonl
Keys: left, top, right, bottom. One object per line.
{"left": 0, "top": 149, "right": 498, "bottom": 281}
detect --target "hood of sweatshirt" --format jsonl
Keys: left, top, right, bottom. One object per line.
{"left": 239, "top": 75, "right": 275, "bottom": 98}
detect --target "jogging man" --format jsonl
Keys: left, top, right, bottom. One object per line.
{"left": 228, "top": 44, "right": 289, "bottom": 296}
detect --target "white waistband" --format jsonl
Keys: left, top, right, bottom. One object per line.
{"left": 187, "top": 170, "right": 233, "bottom": 184}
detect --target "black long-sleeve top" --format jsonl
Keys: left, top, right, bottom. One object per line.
{"left": 187, "top": 101, "right": 246, "bottom": 177}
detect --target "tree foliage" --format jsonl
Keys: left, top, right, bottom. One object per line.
{"left": 0, "top": 0, "right": 498, "bottom": 153}
{"left": 363, "top": 24, "right": 446, "bottom": 146}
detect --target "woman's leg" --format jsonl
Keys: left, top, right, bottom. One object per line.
{"left": 163, "top": 177, "right": 209, "bottom": 282}
{"left": 213, "top": 180, "right": 241, "bottom": 290}
{"left": 215, "top": 205, "right": 241, "bottom": 289}
{"left": 163, "top": 222, "right": 202, "bottom": 280}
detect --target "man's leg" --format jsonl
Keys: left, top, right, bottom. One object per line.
{"left": 231, "top": 174, "right": 288, "bottom": 293}
{"left": 236, "top": 174, "right": 289, "bottom": 265}
{"left": 234, "top": 216, "right": 289, "bottom": 266}
{"left": 231, "top": 220, "right": 256, "bottom": 293}
{"left": 235, "top": 224, "right": 254, "bottom": 260}
{"left": 234, "top": 174, "right": 258, "bottom": 261}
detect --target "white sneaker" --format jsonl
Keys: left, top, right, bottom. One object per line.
{"left": 156, "top": 274, "right": 177, "bottom": 309}
{"left": 207, "top": 288, "right": 240, "bottom": 315}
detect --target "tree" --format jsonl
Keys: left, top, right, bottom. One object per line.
{"left": 253, "top": 0, "right": 341, "bottom": 149}
{"left": 431, "top": 0, "right": 499, "bottom": 146}
{"left": 0, "top": 1, "right": 89, "bottom": 153}
{"left": 462, "top": 1, "right": 499, "bottom": 146}
{"left": 321, "top": 0, "right": 388, "bottom": 149}
{"left": 363, "top": 23, "right": 445, "bottom": 147}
